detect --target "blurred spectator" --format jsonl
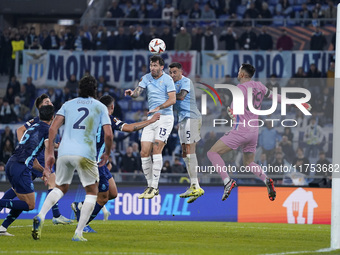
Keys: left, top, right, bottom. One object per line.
{"left": 292, "top": 147, "right": 310, "bottom": 175}
{"left": 178, "top": 0, "right": 195, "bottom": 15}
{"left": 239, "top": 27, "right": 257, "bottom": 50}
{"left": 323, "top": 0, "right": 336, "bottom": 22}
{"left": 306, "top": 63, "right": 323, "bottom": 95}
{"left": 310, "top": 26, "right": 327, "bottom": 50}
{"left": 189, "top": 2, "right": 201, "bottom": 20}
{"left": 72, "top": 29, "right": 92, "bottom": 51}
{"left": 327, "top": 61, "right": 335, "bottom": 88}
{"left": 106, "top": 29, "right": 115, "bottom": 50}
{"left": 12, "top": 96, "right": 30, "bottom": 122}
{"left": 314, "top": 87, "right": 331, "bottom": 118}
{"left": 171, "top": 158, "right": 185, "bottom": 181}
{"left": 123, "top": 1, "right": 138, "bottom": 26}
{"left": 138, "top": 4, "right": 148, "bottom": 25}
{"left": 29, "top": 37, "right": 42, "bottom": 50}
{"left": 46, "top": 88, "right": 62, "bottom": 110}
{"left": 279, "top": 135, "right": 295, "bottom": 163}
{"left": 10, "top": 33, "right": 24, "bottom": 77}
{"left": 24, "top": 76, "right": 36, "bottom": 101}
{"left": 109, "top": 141, "right": 121, "bottom": 172}
{"left": 42, "top": 29, "right": 60, "bottom": 50}
{"left": 0, "top": 162, "right": 6, "bottom": 181}
{"left": 103, "top": 11, "right": 116, "bottom": 27}
{"left": 276, "top": 0, "right": 292, "bottom": 17}
{"left": 174, "top": 27, "right": 191, "bottom": 51}
{"left": 331, "top": 33, "right": 336, "bottom": 50}
{"left": 295, "top": 111, "right": 308, "bottom": 131}
{"left": 160, "top": 26, "right": 174, "bottom": 51}
{"left": 120, "top": 146, "right": 138, "bottom": 181}
{"left": 113, "top": 27, "right": 129, "bottom": 50}
{"left": 19, "top": 85, "right": 31, "bottom": 108}
{"left": 257, "top": 153, "right": 268, "bottom": 167}
{"left": 109, "top": 0, "right": 125, "bottom": 26}
{"left": 65, "top": 74, "right": 78, "bottom": 98}
{"left": 1, "top": 126, "right": 14, "bottom": 146}
{"left": 83, "top": 25, "right": 93, "bottom": 45}
{"left": 202, "top": 26, "right": 218, "bottom": 51}
{"left": 132, "top": 142, "right": 142, "bottom": 171}
{"left": 62, "top": 28, "right": 75, "bottom": 50}
{"left": 0, "top": 138, "right": 14, "bottom": 163}
{"left": 259, "top": 2, "right": 272, "bottom": 26}
{"left": 201, "top": 4, "right": 216, "bottom": 24}
{"left": 243, "top": 2, "right": 259, "bottom": 19}
{"left": 93, "top": 26, "right": 107, "bottom": 50}
{"left": 257, "top": 26, "right": 273, "bottom": 50}
{"left": 259, "top": 121, "right": 282, "bottom": 163}
{"left": 127, "top": 25, "right": 136, "bottom": 50}
{"left": 133, "top": 25, "right": 148, "bottom": 50}
{"left": 304, "top": 117, "right": 325, "bottom": 159}
{"left": 162, "top": 2, "right": 175, "bottom": 24}
{"left": 7, "top": 75, "right": 20, "bottom": 98}
{"left": 147, "top": 26, "right": 159, "bottom": 41}
{"left": 293, "top": 67, "right": 306, "bottom": 78}
{"left": 219, "top": 27, "right": 237, "bottom": 50}
{"left": 297, "top": 3, "right": 312, "bottom": 26}
{"left": 276, "top": 29, "right": 293, "bottom": 51}
{"left": 190, "top": 27, "right": 203, "bottom": 51}
{"left": 0, "top": 29, "right": 12, "bottom": 75}
{"left": 283, "top": 127, "right": 294, "bottom": 142}
{"left": 162, "top": 160, "right": 172, "bottom": 174}
{"left": 5, "top": 87, "right": 16, "bottom": 105}
{"left": 312, "top": 151, "right": 331, "bottom": 187}
{"left": 265, "top": 74, "right": 280, "bottom": 93}
{"left": 25, "top": 27, "right": 38, "bottom": 49}
{"left": 0, "top": 99, "right": 17, "bottom": 124}
{"left": 148, "top": 2, "right": 162, "bottom": 26}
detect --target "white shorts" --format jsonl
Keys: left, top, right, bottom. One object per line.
{"left": 55, "top": 155, "right": 99, "bottom": 187}
{"left": 178, "top": 118, "right": 202, "bottom": 144}
{"left": 141, "top": 115, "right": 174, "bottom": 143}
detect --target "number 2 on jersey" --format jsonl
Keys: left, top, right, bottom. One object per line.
{"left": 73, "top": 107, "right": 89, "bottom": 130}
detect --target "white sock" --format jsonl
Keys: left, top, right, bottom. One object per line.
{"left": 151, "top": 154, "right": 162, "bottom": 189}
{"left": 75, "top": 195, "right": 97, "bottom": 236}
{"left": 102, "top": 205, "right": 108, "bottom": 214}
{"left": 39, "top": 188, "right": 64, "bottom": 220}
{"left": 141, "top": 156, "right": 152, "bottom": 187}
{"left": 184, "top": 154, "right": 200, "bottom": 188}
{"left": 223, "top": 177, "right": 231, "bottom": 185}
{"left": 0, "top": 225, "right": 6, "bottom": 231}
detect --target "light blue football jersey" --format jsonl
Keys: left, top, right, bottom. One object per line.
{"left": 57, "top": 97, "right": 111, "bottom": 161}
{"left": 138, "top": 72, "right": 175, "bottom": 115}
{"left": 174, "top": 76, "right": 201, "bottom": 122}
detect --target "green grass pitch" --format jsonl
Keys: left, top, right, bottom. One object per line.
{"left": 0, "top": 220, "right": 338, "bottom": 255}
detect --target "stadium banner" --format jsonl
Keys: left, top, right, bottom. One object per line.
{"left": 201, "top": 51, "right": 335, "bottom": 79}
{"left": 238, "top": 187, "right": 331, "bottom": 224}
{"left": 21, "top": 50, "right": 197, "bottom": 88}
{"left": 0, "top": 184, "right": 237, "bottom": 221}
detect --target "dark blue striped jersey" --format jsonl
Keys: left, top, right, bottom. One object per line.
{"left": 11, "top": 121, "right": 50, "bottom": 169}
{"left": 96, "top": 115, "right": 125, "bottom": 161}
{"left": 24, "top": 117, "right": 45, "bottom": 166}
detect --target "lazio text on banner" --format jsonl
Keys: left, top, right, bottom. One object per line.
{"left": 201, "top": 50, "right": 334, "bottom": 79}
{"left": 238, "top": 187, "right": 331, "bottom": 224}
{"left": 22, "top": 50, "right": 197, "bottom": 88}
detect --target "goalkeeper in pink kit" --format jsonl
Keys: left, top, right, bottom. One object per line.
{"left": 207, "top": 63, "right": 311, "bottom": 201}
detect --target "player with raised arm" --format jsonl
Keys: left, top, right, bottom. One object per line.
{"left": 207, "top": 63, "right": 311, "bottom": 201}
{"left": 0, "top": 105, "right": 54, "bottom": 236}
{"left": 169, "top": 62, "right": 204, "bottom": 203}
{"left": 32, "top": 75, "right": 113, "bottom": 241}
{"left": 71, "top": 95, "right": 160, "bottom": 233}
{"left": 125, "top": 55, "right": 176, "bottom": 199}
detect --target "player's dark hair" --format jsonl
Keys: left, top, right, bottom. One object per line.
{"left": 99, "top": 95, "right": 114, "bottom": 107}
{"left": 169, "top": 62, "right": 182, "bottom": 69}
{"left": 150, "top": 55, "right": 164, "bottom": 66}
{"left": 39, "top": 105, "right": 54, "bottom": 121}
{"left": 35, "top": 94, "right": 49, "bottom": 109}
{"left": 79, "top": 75, "right": 97, "bottom": 98}
{"left": 240, "top": 63, "right": 256, "bottom": 78}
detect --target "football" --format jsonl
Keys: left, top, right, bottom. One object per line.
{"left": 148, "top": 38, "right": 166, "bottom": 55}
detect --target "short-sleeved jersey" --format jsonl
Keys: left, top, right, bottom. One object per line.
{"left": 24, "top": 117, "right": 45, "bottom": 165}
{"left": 232, "top": 80, "right": 268, "bottom": 133}
{"left": 174, "top": 76, "right": 201, "bottom": 122}
{"left": 96, "top": 115, "right": 125, "bottom": 161}
{"left": 57, "top": 97, "right": 111, "bottom": 161}
{"left": 138, "top": 72, "right": 175, "bottom": 116}
{"left": 10, "top": 121, "right": 50, "bottom": 169}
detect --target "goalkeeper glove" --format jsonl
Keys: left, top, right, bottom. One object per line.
{"left": 227, "top": 107, "right": 236, "bottom": 122}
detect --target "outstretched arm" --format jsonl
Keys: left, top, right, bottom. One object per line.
{"left": 122, "top": 113, "right": 161, "bottom": 132}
